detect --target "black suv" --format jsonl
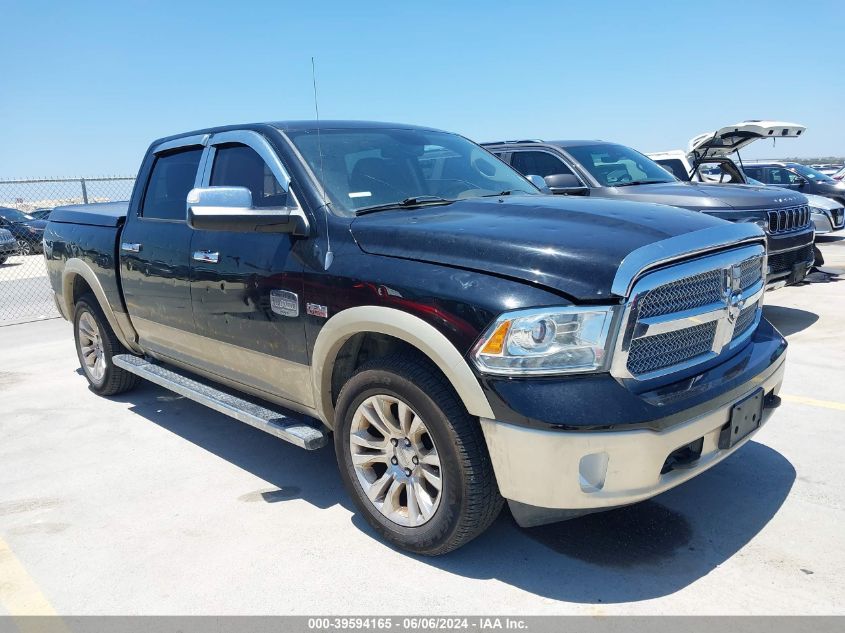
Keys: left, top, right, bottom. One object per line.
{"left": 743, "top": 162, "right": 845, "bottom": 207}
{"left": 484, "top": 140, "right": 816, "bottom": 288}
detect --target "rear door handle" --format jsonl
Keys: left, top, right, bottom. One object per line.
{"left": 121, "top": 242, "right": 142, "bottom": 253}
{"left": 192, "top": 250, "right": 220, "bottom": 264}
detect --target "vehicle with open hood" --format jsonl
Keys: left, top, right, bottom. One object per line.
{"left": 45, "top": 121, "right": 787, "bottom": 554}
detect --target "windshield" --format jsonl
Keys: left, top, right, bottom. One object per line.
{"left": 0, "top": 208, "right": 34, "bottom": 222}
{"left": 792, "top": 164, "right": 836, "bottom": 183}
{"left": 564, "top": 143, "right": 677, "bottom": 187}
{"left": 286, "top": 128, "right": 538, "bottom": 214}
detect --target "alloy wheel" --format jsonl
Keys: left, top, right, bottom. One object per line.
{"left": 349, "top": 394, "right": 443, "bottom": 527}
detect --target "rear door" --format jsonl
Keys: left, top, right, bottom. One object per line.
{"left": 188, "top": 130, "right": 312, "bottom": 408}
{"left": 688, "top": 121, "right": 806, "bottom": 157}
{"left": 119, "top": 138, "right": 205, "bottom": 356}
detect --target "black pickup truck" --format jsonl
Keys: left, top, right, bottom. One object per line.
{"left": 45, "top": 121, "right": 787, "bottom": 555}
{"left": 484, "top": 139, "right": 816, "bottom": 289}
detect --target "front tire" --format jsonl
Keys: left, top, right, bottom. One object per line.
{"left": 334, "top": 355, "right": 503, "bottom": 555}
{"left": 73, "top": 293, "right": 140, "bottom": 396}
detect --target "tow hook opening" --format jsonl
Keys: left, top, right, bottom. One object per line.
{"left": 661, "top": 437, "right": 704, "bottom": 474}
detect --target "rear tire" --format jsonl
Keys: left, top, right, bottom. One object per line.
{"left": 334, "top": 355, "right": 503, "bottom": 555}
{"left": 0, "top": 256, "right": 6, "bottom": 265}
{"left": 73, "top": 293, "right": 140, "bottom": 396}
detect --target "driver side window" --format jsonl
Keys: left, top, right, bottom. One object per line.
{"left": 511, "top": 151, "right": 574, "bottom": 178}
{"left": 210, "top": 143, "right": 288, "bottom": 208}
{"left": 768, "top": 167, "right": 798, "bottom": 185}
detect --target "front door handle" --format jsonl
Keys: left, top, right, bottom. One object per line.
{"left": 192, "top": 250, "right": 220, "bottom": 264}
{"left": 121, "top": 242, "right": 142, "bottom": 253}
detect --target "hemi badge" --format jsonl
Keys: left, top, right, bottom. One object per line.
{"left": 270, "top": 290, "right": 299, "bottom": 317}
{"left": 307, "top": 303, "right": 329, "bottom": 319}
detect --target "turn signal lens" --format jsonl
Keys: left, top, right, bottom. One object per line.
{"left": 480, "top": 320, "right": 511, "bottom": 355}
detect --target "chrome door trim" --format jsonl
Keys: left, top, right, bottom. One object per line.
{"left": 200, "top": 129, "right": 310, "bottom": 234}
{"left": 120, "top": 242, "right": 142, "bottom": 253}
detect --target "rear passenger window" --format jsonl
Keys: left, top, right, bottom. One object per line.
{"left": 510, "top": 151, "right": 574, "bottom": 178}
{"left": 141, "top": 147, "right": 203, "bottom": 221}
{"left": 210, "top": 143, "right": 287, "bottom": 208}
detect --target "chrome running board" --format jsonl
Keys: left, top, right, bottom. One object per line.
{"left": 112, "top": 354, "right": 328, "bottom": 450}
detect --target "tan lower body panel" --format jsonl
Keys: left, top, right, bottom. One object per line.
{"left": 132, "top": 316, "right": 315, "bottom": 412}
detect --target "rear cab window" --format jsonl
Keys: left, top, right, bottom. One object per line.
{"left": 141, "top": 147, "right": 204, "bottom": 221}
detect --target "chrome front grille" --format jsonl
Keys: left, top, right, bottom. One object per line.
{"left": 767, "top": 205, "right": 811, "bottom": 233}
{"left": 613, "top": 244, "right": 766, "bottom": 381}
{"left": 636, "top": 269, "right": 723, "bottom": 318}
{"left": 732, "top": 303, "right": 758, "bottom": 340}
{"left": 626, "top": 321, "right": 718, "bottom": 375}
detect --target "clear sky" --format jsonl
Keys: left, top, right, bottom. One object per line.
{"left": 1, "top": 0, "right": 843, "bottom": 178}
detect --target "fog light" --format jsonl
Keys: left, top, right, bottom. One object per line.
{"left": 579, "top": 452, "right": 609, "bottom": 492}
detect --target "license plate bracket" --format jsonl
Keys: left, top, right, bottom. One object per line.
{"left": 719, "top": 388, "right": 764, "bottom": 449}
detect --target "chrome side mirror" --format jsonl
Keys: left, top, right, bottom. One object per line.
{"left": 186, "top": 187, "right": 304, "bottom": 234}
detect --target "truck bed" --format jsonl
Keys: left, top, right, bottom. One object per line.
{"left": 49, "top": 201, "right": 128, "bottom": 227}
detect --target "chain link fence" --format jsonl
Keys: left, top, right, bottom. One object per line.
{"left": 0, "top": 177, "right": 136, "bottom": 325}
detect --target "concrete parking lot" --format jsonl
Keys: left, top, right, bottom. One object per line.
{"left": 1, "top": 239, "right": 844, "bottom": 616}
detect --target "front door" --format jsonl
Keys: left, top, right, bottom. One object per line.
{"left": 188, "top": 132, "right": 311, "bottom": 408}
{"left": 120, "top": 143, "right": 204, "bottom": 356}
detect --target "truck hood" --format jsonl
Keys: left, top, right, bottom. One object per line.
{"left": 688, "top": 120, "right": 805, "bottom": 157}
{"left": 350, "top": 195, "right": 726, "bottom": 301}
{"left": 601, "top": 181, "right": 807, "bottom": 212}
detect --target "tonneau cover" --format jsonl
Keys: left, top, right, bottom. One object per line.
{"left": 49, "top": 201, "right": 129, "bottom": 227}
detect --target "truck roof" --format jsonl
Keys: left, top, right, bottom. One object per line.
{"left": 153, "top": 120, "right": 445, "bottom": 146}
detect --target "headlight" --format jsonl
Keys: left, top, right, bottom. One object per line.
{"left": 471, "top": 306, "right": 616, "bottom": 376}
{"left": 809, "top": 206, "right": 825, "bottom": 216}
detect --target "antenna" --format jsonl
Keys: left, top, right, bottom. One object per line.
{"left": 312, "top": 56, "right": 333, "bottom": 270}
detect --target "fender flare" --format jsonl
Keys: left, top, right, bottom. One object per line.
{"left": 61, "top": 258, "right": 142, "bottom": 353}
{"left": 310, "top": 306, "right": 494, "bottom": 428}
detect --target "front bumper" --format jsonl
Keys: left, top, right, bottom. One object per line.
{"left": 765, "top": 228, "right": 815, "bottom": 289}
{"left": 479, "top": 328, "right": 787, "bottom": 526}
{"left": 0, "top": 240, "right": 18, "bottom": 256}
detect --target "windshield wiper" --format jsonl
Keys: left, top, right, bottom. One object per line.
{"left": 354, "top": 196, "right": 454, "bottom": 216}
{"left": 613, "top": 179, "right": 670, "bottom": 187}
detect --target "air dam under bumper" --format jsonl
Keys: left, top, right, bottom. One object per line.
{"left": 480, "top": 358, "right": 785, "bottom": 528}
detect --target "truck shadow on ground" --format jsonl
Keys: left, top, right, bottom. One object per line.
{"left": 110, "top": 381, "right": 795, "bottom": 604}
{"left": 762, "top": 305, "right": 819, "bottom": 337}
{"left": 409, "top": 440, "right": 795, "bottom": 603}
{"left": 108, "top": 381, "right": 350, "bottom": 512}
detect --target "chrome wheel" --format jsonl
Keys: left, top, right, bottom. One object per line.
{"left": 77, "top": 311, "right": 106, "bottom": 382}
{"left": 349, "top": 394, "right": 443, "bottom": 527}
